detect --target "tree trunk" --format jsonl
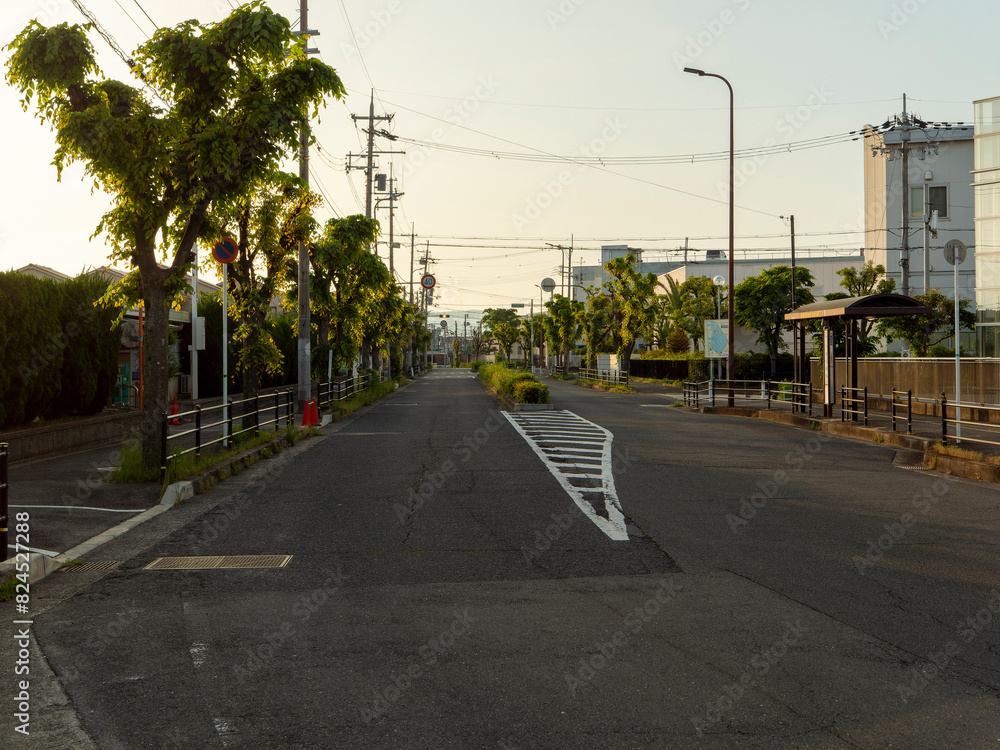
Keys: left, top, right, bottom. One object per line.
{"left": 140, "top": 277, "right": 170, "bottom": 475}
{"left": 562, "top": 342, "right": 570, "bottom": 377}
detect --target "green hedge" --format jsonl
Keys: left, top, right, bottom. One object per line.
{"left": 0, "top": 272, "right": 121, "bottom": 429}
{"left": 478, "top": 364, "right": 550, "bottom": 404}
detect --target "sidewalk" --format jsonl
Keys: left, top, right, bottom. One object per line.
{"left": 5, "top": 444, "right": 160, "bottom": 563}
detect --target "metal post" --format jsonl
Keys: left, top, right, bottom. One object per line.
{"left": 275, "top": 392, "right": 280, "bottom": 432}
{"left": 955, "top": 245, "right": 962, "bottom": 444}
{"left": 195, "top": 405, "right": 202, "bottom": 460}
{"left": 941, "top": 393, "right": 947, "bottom": 444}
{"left": 0, "top": 443, "right": 8, "bottom": 562}
{"left": 840, "top": 388, "right": 845, "bottom": 422}
{"left": 907, "top": 390, "right": 913, "bottom": 434}
{"left": 254, "top": 393, "right": 260, "bottom": 437}
{"left": 222, "top": 262, "right": 229, "bottom": 443}
{"left": 863, "top": 386, "right": 868, "bottom": 426}
{"left": 891, "top": 385, "right": 897, "bottom": 431}
{"left": 160, "top": 414, "right": 168, "bottom": 484}
{"left": 227, "top": 398, "right": 234, "bottom": 449}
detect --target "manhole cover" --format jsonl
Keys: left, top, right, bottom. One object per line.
{"left": 143, "top": 555, "right": 292, "bottom": 571}
{"left": 61, "top": 561, "right": 121, "bottom": 573}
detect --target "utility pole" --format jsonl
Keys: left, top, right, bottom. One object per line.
{"left": 568, "top": 235, "right": 573, "bottom": 300}
{"left": 295, "top": 0, "right": 319, "bottom": 412}
{"left": 901, "top": 93, "right": 911, "bottom": 297}
{"left": 409, "top": 228, "right": 415, "bottom": 304}
{"left": 349, "top": 92, "right": 395, "bottom": 221}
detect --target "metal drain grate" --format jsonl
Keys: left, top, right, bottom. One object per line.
{"left": 61, "top": 561, "right": 121, "bottom": 573}
{"left": 143, "top": 555, "right": 292, "bottom": 571}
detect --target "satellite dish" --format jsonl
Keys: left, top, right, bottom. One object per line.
{"left": 540, "top": 277, "right": 556, "bottom": 293}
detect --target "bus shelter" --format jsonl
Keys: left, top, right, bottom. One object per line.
{"left": 784, "top": 294, "right": 931, "bottom": 417}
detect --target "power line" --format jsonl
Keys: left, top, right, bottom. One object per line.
{"left": 371, "top": 93, "right": 781, "bottom": 219}
{"left": 131, "top": 0, "right": 157, "bottom": 30}
{"left": 111, "top": 0, "right": 149, "bottom": 37}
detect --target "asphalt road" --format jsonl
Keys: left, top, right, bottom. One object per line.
{"left": 4, "top": 369, "right": 999, "bottom": 749}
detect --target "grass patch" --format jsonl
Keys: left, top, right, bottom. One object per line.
{"left": 576, "top": 378, "right": 639, "bottom": 395}
{"left": 111, "top": 428, "right": 293, "bottom": 484}
{"left": 934, "top": 443, "right": 985, "bottom": 462}
{"left": 331, "top": 379, "right": 399, "bottom": 420}
{"left": 0, "top": 577, "right": 16, "bottom": 602}
{"left": 61, "top": 559, "right": 85, "bottom": 567}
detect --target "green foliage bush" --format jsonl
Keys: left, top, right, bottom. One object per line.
{"left": 0, "top": 272, "right": 121, "bottom": 429}
{"left": 513, "top": 380, "right": 550, "bottom": 404}
{"left": 477, "top": 363, "right": 549, "bottom": 403}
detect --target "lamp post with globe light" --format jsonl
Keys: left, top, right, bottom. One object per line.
{"left": 685, "top": 67, "right": 735, "bottom": 405}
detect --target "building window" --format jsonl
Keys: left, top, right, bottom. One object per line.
{"left": 910, "top": 185, "right": 948, "bottom": 218}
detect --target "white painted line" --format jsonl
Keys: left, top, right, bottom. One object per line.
{"left": 337, "top": 432, "right": 404, "bottom": 436}
{"left": 503, "top": 411, "right": 628, "bottom": 541}
{"left": 6, "top": 544, "right": 60, "bottom": 558}
{"left": 9, "top": 505, "right": 146, "bottom": 513}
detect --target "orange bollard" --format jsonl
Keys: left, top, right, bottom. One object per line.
{"left": 168, "top": 396, "right": 181, "bottom": 426}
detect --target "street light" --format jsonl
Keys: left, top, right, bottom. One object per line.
{"left": 685, "top": 66, "right": 735, "bottom": 406}
{"left": 712, "top": 275, "right": 726, "bottom": 380}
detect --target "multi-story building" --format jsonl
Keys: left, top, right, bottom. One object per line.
{"left": 863, "top": 122, "right": 975, "bottom": 348}
{"left": 974, "top": 96, "right": 1000, "bottom": 356}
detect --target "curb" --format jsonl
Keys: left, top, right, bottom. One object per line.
{"left": 0, "top": 430, "right": 311, "bottom": 587}
{"left": 685, "top": 404, "right": 1000, "bottom": 486}
{"left": 477, "top": 377, "right": 554, "bottom": 411}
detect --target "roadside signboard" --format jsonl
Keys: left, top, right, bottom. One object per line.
{"left": 704, "top": 319, "right": 729, "bottom": 359}
{"left": 421, "top": 274, "right": 436, "bottom": 289}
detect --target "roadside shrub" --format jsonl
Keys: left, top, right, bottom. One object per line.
{"left": 503, "top": 372, "right": 535, "bottom": 399}
{"left": 513, "top": 380, "right": 550, "bottom": 404}
{"left": 0, "top": 271, "right": 121, "bottom": 429}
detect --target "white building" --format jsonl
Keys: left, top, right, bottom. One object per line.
{"left": 863, "top": 123, "right": 975, "bottom": 311}
{"left": 974, "top": 95, "right": 1000, "bottom": 356}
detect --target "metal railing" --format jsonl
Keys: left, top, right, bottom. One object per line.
{"left": 891, "top": 388, "right": 913, "bottom": 434}
{"left": 161, "top": 389, "right": 294, "bottom": 483}
{"left": 1, "top": 442, "right": 8, "bottom": 561}
{"left": 578, "top": 368, "right": 629, "bottom": 386}
{"left": 941, "top": 396, "right": 1000, "bottom": 448}
{"left": 317, "top": 372, "right": 382, "bottom": 411}
{"left": 840, "top": 386, "right": 868, "bottom": 426}
{"left": 683, "top": 380, "right": 711, "bottom": 407}
{"left": 766, "top": 381, "right": 812, "bottom": 415}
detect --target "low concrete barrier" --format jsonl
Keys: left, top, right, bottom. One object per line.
{"left": 0, "top": 411, "right": 143, "bottom": 464}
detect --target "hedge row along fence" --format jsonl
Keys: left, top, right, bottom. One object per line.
{"left": 0, "top": 272, "right": 121, "bottom": 430}
{"left": 477, "top": 364, "right": 550, "bottom": 404}
{"left": 630, "top": 353, "right": 796, "bottom": 381}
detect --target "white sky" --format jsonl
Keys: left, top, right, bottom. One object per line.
{"left": 2, "top": 0, "right": 997, "bottom": 326}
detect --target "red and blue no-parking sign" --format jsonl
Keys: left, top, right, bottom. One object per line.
{"left": 213, "top": 237, "right": 239, "bottom": 264}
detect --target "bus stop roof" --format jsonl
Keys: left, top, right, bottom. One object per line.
{"left": 784, "top": 293, "right": 931, "bottom": 322}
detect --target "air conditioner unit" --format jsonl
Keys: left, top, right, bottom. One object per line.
{"left": 706, "top": 250, "right": 724, "bottom": 259}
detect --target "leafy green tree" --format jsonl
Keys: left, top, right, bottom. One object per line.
{"left": 293, "top": 216, "right": 382, "bottom": 377}
{"left": 470, "top": 326, "right": 486, "bottom": 361}
{"left": 216, "top": 172, "right": 318, "bottom": 402}
{"left": 545, "top": 295, "right": 584, "bottom": 376}
{"left": 734, "top": 265, "right": 816, "bottom": 375}
{"left": 579, "top": 290, "right": 612, "bottom": 369}
{"left": 679, "top": 276, "right": 721, "bottom": 352}
{"left": 518, "top": 314, "right": 545, "bottom": 366}
{"left": 482, "top": 308, "right": 520, "bottom": 361}
{"left": 654, "top": 276, "right": 686, "bottom": 347}
{"left": 667, "top": 327, "right": 690, "bottom": 354}
{"left": 6, "top": 6, "right": 346, "bottom": 470}
{"left": 837, "top": 262, "right": 895, "bottom": 354}
{"left": 604, "top": 255, "right": 658, "bottom": 375}
{"left": 880, "top": 289, "right": 975, "bottom": 356}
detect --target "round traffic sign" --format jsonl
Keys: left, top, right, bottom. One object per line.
{"left": 540, "top": 277, "right": 556, "bottom": 293}
{"left": 440, "top": 320, "right": 448, "bottom": 328}
{"left": 421, "top": 273, "right": 436, "bottom": 290}
{"left": 213, "top": 236, "right": 239, "bottom": 264}
{"left": 944, "top": 239, "right": 967, "bottom": 266}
